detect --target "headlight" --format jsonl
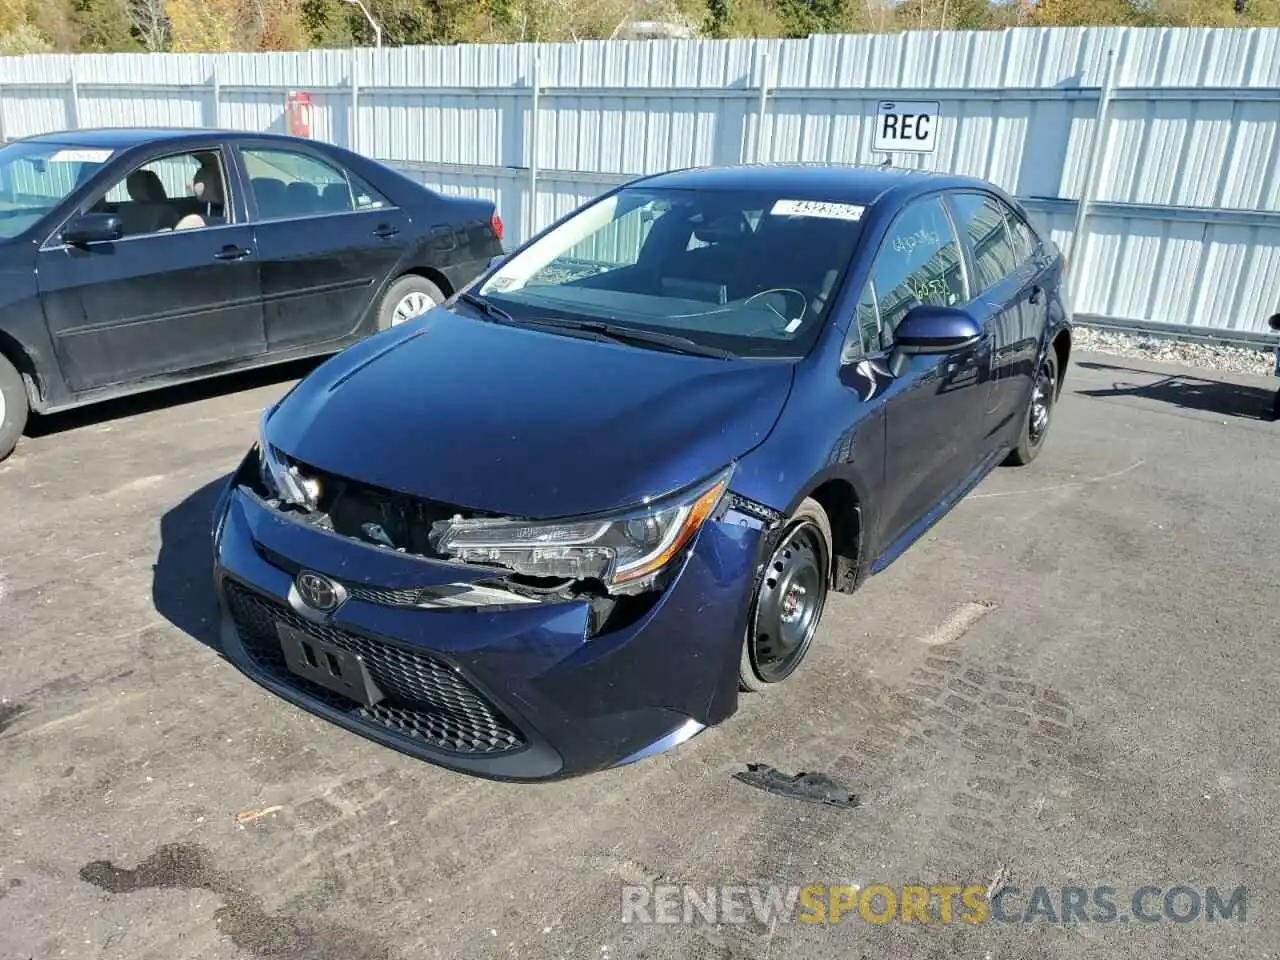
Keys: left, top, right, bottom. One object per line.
{"left": 430, "top": 465, "right": 733, "bottom": 590}
{"left": 258, "top": 411, "right": 319, "bottom": 510}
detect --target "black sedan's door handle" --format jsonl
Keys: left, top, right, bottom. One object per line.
{"left": 215, "top": 245, "right": 251, "bottom": 261}
{"left": 1029, "top": 285, "right": 1044, "bottom": 305}
{"left": 372, "top": 224, "right": 400, "bottom": 239}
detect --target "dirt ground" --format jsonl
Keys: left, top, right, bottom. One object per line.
{"left": 1, "top": 351, "right": 1277, "bottom": 959}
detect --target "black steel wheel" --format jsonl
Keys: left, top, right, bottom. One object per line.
{"left": 1003, "top": 349, "right": 1059, "bottom": 467}
{"left": 740, "top": 498, "right": 832, "bottom": 692}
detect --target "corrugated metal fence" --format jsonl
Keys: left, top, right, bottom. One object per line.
{"left": 2, "top": 27, "right": 1279, "bottom": 337}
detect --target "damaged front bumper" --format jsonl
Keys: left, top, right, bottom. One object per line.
{"left": 211, "top": 450, "right": 773, "bottom": 781}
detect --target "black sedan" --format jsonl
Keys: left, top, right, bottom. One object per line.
{"left": 0, "top": 128, "right": 504, "bottom": 462}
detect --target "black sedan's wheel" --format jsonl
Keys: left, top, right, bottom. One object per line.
{"left": 740, "top": 498, "right": 832, "bottom": 693}
{"left": 0, "top": 354, "right": 28, "bottom": 464}
{"left": 1003, "top": 349, "right": 1059, "bottom": 467}
{"left": 378, "top": 275, "right": 445, "bottom": 330}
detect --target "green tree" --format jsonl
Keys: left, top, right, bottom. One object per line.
{"left": 0, "top": 0, "right": 52, "bottom": 52}
{"left": 72, "top": 0, "right": 142, "bottom": 51}
{"left": 707, "top": 0, "right": 787, "bottom": 36}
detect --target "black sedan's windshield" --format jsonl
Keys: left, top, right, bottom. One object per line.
{"left": 478, "top": 187, "right": 866, "bottom": 358}
{"left": 0, "top": 141, "right": 113, "bottom": 240}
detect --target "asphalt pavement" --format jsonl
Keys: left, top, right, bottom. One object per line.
{"left": 1, "top": 350, "right": 1277, "bottom": 959}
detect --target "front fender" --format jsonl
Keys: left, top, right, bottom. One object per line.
{"left": 0, "top": 257, "right": 66, "bottom": 411}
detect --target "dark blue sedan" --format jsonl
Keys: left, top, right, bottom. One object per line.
{"left": 0, "top": 128, "right": 502, "bottom": 462}
{"left": 212, "top": 164, "right": 1072, "bottom": 780}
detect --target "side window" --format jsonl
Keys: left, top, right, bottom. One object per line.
{"left": 949, "top": 192, "right": 1020, "bottom": 294}
{"left": 91, "top": 149, "right": 228, "bottom": 237}
{"left": 241, "top": 147, "right": 389, "bottom": 221}
{"left": 870, "top": 196, "right": 967, "bottom": 340}
{"left": 1003, "top": 205, "right": 1040, "bottom": 264}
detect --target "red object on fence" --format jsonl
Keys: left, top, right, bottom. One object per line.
{"left": 286, "top": 92, "right": 313, "bottom": 139}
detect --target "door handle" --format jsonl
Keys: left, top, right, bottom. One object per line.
{"left": 215, "top": 245, "right": 251, "bottom": 261}
{"left": 1029, "top": 285, "right": 1043, "bottom": 305}
{"left": 372, "top": 224, "right": 400, "bottom": 239}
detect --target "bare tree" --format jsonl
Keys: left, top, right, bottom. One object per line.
{"left": 127, "top": 0, "right": 169, "bottom": 52}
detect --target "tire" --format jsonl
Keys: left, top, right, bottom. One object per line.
{"left": 0, "top": 354, "right": 29, "bottom": 464}
{"left": 739, "top": 497, "right": 833, "bottom": 693}
{"left": 1003, "top": 348, "right": 1059, "bottom": 467}
{"left": 377, "top": 275, "right": 446, "bottom": 330}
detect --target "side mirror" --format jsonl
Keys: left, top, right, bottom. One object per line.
{"left": 1268, "top": 312, "right": 1280, "bottom": 332}
{"left": 63, "top": 213, "right": 123, "bottom": 246}
{"left": 893, "top": 305, "right": 983, "bottom": 355}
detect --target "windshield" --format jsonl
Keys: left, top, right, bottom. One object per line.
{"left": 0, "top": 142, "right": 113, "bottom": 240}
{"left": 478, "top": 186, "right": 866, "bottom": 358}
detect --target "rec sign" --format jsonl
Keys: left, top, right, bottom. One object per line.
{"left": 873, "top": 100, "right": 940, "bottom": 155}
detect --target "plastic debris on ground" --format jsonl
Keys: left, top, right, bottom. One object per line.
{"left": 733, "top": 763, "right": 860, "bottom": 809}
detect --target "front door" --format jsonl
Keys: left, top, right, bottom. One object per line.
{"left": 238, "top": 144, "right": 410, "bottom": 351}
{"left": 35, "top": 147, "right": 264, "bottom": 394}
{"left": 852, "top": 194, "right": 991, "bottom": 555}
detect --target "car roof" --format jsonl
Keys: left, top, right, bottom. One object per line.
{"left": 637, "top": 163, "right": 996, "bottom": 209}
{"left": 16, "top": 128, "right": 303, "bottom": 150}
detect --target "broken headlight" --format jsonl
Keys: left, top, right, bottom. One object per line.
{"left": 430, "top": 465, "right": 733, "bottom": 590}
{"left": 258, "top": 413, "right": 319, "bottom": 510}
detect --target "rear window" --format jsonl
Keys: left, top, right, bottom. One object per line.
{"left": 480, "top": 187, "right": 866, "bottom": 359}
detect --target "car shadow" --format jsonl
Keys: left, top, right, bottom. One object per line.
{"left": 27, "top": 358, "right": 324, "bottom": 440}
{"left": 1074, "top": 361, "right": 1280, "bottom": 422}
{"left": 152, "top": 473, "right": 232, "bottom": 655}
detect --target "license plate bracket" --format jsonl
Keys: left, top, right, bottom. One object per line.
{"left": 276, "top": 622, "right": 384, "bottom": 708}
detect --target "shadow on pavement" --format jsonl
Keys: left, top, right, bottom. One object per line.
{"left": 28, "top": 357, "right": 323, "bottom": 439}
{"left": 1074, "top": 361, "right": 1280, "bottom": 422}
{"left": 153, "top": 473, "right": 232, "bottom": 654}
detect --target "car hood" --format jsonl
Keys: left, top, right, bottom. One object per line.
{"left": 266, "top": 308, "right": 796, "bottom": 518}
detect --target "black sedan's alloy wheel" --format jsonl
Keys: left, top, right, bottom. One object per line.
{"left": 378, "top": 275, "right": 445, "bottom": 330}
{"left": 740, "top": 498, "right": 832, "bottom": 692}
{"left": 0, "top": 354, "right": 28, "bottom": 464}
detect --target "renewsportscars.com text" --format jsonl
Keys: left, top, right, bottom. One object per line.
{"left": 621, "top": 883, "right": 1248, "bottom": 926}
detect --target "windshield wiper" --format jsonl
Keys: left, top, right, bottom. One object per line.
{"left": 456, "top": 291, "right": 515, "bottom": 324}
{"left": 521, "top": 317, "right": 734, "bottom": 359}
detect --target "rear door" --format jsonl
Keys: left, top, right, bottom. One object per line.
{"left": 849, "top": 194, "right": 991, "bottom": 554}
{"left": 236, "top": 143, "right": 410, "bottom": 351}
{"left": 945, "top": 191, "right": 1031, "bottom": 436}
{"left": 35, "top": 146, "right": 265, "bottom": 394}
{"left": 1003, "top": 202, "right": 1054, "bottom": 401}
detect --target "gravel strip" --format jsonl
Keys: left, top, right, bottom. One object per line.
{"left": 1074, "top": 325, "right": 1279, "bottom": 378}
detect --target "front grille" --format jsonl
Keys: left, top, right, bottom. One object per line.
{"left": 224, "top": 582, "right": 525, "bottom": 755}
{"left": 346, "top": 583, "right": 427, "bottom": 607}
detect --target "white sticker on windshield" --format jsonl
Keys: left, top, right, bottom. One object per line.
{"left": 771, "top": 199, "right": 865, "bottom": 222}
{"left": 49, "top": 148, "right": 113, "bottom": 164}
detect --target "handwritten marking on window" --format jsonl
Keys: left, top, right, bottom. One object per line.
{"left": 892, "top": 227, "right": 941, "bottom": 256}
{"left": 906, "top": 275, "right": 951, "bottom": 303}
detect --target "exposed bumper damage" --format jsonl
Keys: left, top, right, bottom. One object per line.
{"left": 212, "top": 446, "right": 775, "bottom": 779}
{"left": 244, "top": 442, "right": 786, "bottom": 630}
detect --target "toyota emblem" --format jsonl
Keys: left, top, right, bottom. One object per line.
{"left": 295, "top": 571, "right": 343, "bottom": 613}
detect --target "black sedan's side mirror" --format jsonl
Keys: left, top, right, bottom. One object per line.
{"left": 1268, "top": 312, "right": 1280, "bottom": 332}
{"left": 63, "top": 213, "right": 124, "bottom": 246}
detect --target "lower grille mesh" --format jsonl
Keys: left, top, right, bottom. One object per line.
{"left": 224, "top": 581, "right": 525, "bottom": 755}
